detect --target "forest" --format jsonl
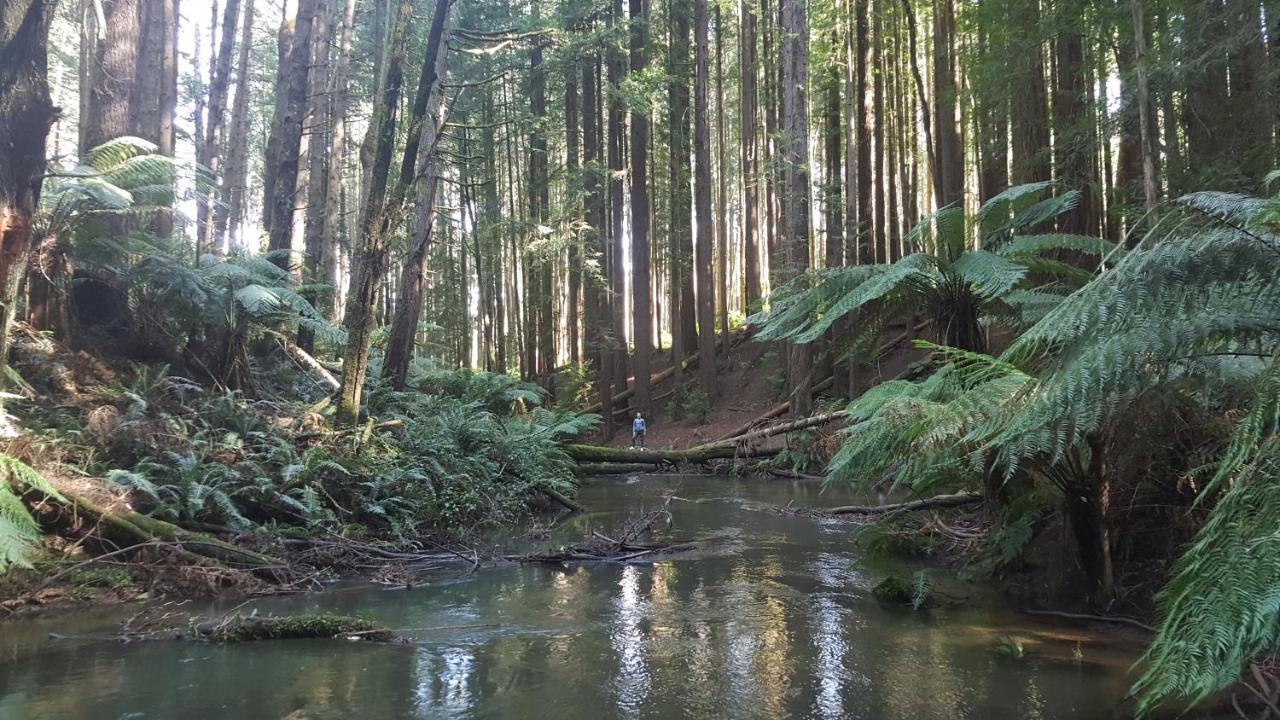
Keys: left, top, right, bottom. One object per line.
{"left": 1, "top": 0, "right": 1279, "bottom": 717}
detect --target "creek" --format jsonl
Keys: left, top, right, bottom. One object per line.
{"left": 0, "top": 475, "right": 1165, "bottom": 719}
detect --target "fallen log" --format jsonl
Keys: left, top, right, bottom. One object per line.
{"left": 566, "top": 443, "right": 780, "bottom": 465}
{"left": 719, "top": 322, "right": 928, "bottom": 441}
{"left": 718, "top": 376, "right": 835, "bottom": 440}
{"left": 34, "top": 490, "right": 285, "bottom": 571}
{"left": 541, "top": 486, "right": 584, "bottom": 513}
{"left": 275, "top": 334, "right": 340, "bottom": 391}
{"left": 584, "top": 355, "right": 700, "bottom": 414}
{"left": 696, "top": 410, "right": 845, "bottom": 452}
{"left": 826, "top": 492, "right": 982, "bottom": 515}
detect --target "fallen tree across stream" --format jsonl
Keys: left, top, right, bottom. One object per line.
{"left": 566, "top": 443, "right": 780, "bottom": 465}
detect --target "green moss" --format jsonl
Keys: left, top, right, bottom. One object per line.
{"left": 198, "top": 613, "right": 397, "bottom": 642}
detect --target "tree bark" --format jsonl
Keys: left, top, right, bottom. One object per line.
{"left": 198, "top": 0, "right": 242, "bottom": 255}
{"left": 378, "top": 0, "right": 453, "bottom": 391}
{"left": 218, "top": 0, "right": 256, "bottom": 253}
{"left": 262, "top": 0, "right": 318, "bottom": 270}
{"left": 335, "top": 0, "right": 415, "bottom": 423}
{"left": 0, "top": 0, "right": 58, "bottom": 377}
{"left": 740, "top": 0, "right": 762, "bottom": 312}
{"left": 781, "top": 0, "right": 812, "bottom": 418}
{"left": 694, "top": 0, "right": 716, "bottom": 396}
{"left": 668, "top": 0, "right": 696, "bottom": 372}
{"left": 630, "top": 0, "right": 654, "bottom": 414}
{"left": 297, "top": 0, "right": 333, "bottom": 352}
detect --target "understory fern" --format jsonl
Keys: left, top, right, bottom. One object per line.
{"left": 0, "top": 456, "right": 64, "bottom": 572}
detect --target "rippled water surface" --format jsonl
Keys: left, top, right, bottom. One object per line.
{"left": 0, "top": 475, "right": 1157, "bottom": 719}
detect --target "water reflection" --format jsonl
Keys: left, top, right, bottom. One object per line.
{"left": 0, "top": 475, "right": 1158, "bottom": 720}
{"left": 610, "top": 564, "right": 650, "bottom": 717}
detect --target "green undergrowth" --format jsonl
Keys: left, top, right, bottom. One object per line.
{"left": 7, "top": 347, "right": 598, "bottom": 566}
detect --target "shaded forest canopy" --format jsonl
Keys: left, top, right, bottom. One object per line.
{"left": 2, "top": 0, "right": 1280, "bottom": 717}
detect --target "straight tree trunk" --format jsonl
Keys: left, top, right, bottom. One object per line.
{"left": 933, "top": 0, "right": 963, "bottom": 208}
{"left": 739, "top": 0, "right": 762, "bottom": 312}
{"left": 198, "top": 0, "right": 241, "bottom": 255}
{"left": 582, "top": 49, "right": 613, "bottom": 436}
{"left": 1052, "top": 0, "right": 1099, "bottom": 235}
{"left": 262, "top": 0, "right": 318, "bottom": 270}
{"left": 1011, "top": 0, "right": 1050, "bottom": 184}
{"left": 630, "top": 0, "right": 654, "bottom": 414}
{"left": 608, "top": 0, "right": 629, "bottom": 409}
{"left": 694, "top": 0, "right": 716, "bottom": 395}
{"left": 855, "top": 0, "right": 872, "bottom": 263}
{"left": 565, "top": 60, "right": 581, "bottom": 366}
{"left": 781, "top": 0, "right": 812, "bottom": 417}
{"left": 297, "top": 0, "right": 333, "bottom": 352}
{"left": 217, "top": 0, "right": 256, "bottom": 252}
{"left": 714, "top": 6, "right": 729, "bottom": 348}
{"left": 668, "top": 0, "right": 696, "bottom": 374}
{"left": 323, "top": 0, "right": 357, "bottom": 319}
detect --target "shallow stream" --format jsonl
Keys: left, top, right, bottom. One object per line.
{"left": 0, "top": 475, "right": 1164, "bottom": 719}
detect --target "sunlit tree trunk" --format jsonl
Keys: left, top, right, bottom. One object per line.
{"left": 262, "top": 0, "right": 318, "bottom": 269}
{"left": 218, "top": 0, "right": 255, "bottom": 253}
{"left": 630, "top": 0, "right": 654, "bottom": 413}
{"left": 198, "top": 0, "right": 241, "bottom": 255}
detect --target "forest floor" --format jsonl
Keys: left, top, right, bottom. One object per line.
{"left": 598, "top": 326, "right": 928, "bottom": 452}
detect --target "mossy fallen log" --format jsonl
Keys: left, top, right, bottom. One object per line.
{"left": 195, "top": 613, "right": 398, "bottom": 642}
{"left": 566, "top": 443, "right": 779, "bottom": 465}
{"left": 34, "top": 489, "right": 284, "bottom": 571}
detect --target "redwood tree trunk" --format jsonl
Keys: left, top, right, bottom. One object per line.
{"left": 198, "top": 0, "right": 241, "bottom": 255}
{"left": 694, "top": 0, "right": 716, "bottom": 395}
{"left": 781, "top": 0, "right": 811, "bottom": 417}
{"left": 630, "top": 0, "right": 654, "bottom": 414}
{"left": 740, "top": 0, "right": 762, "bottom": 313}
{"left": 217, "top": 0, "right": 256, "bottom": 252}
{"left": 0, "top": 0, "right": 57, "bottom": 374}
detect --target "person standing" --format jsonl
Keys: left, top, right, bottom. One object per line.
{"left": 631, "top": 412, "right": 647, "bottom": 449}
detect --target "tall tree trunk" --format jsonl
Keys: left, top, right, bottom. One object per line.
{"left": 714, "top": 5, "right": 729, "bottom": 348}
{"left": 933, "top": 0, "right": 962, "bottom": 209}
{"left": 218, "top": 0, "right": 256, "bottom": 253}
{"left": 694, "top": 0, "right": 716, "bottom": 395}
{"left": 335, "top": 0, "right": 414, "bottom": 422}
{"left": 1011, "top": 0, "right": 1050, "bottom": 184}
{"left": 262, "top": 0, "right": 318, "bottom": 270}
{"left": 740, "top": 0, "right": 762, "bottom": 312}
{"left": 1132, "top": 0, "right": 1158, "bottom": 216}
{"left": 668, "top": 0, "right": 696, "bottom": 375}
{"left": 0, "top": 0, "right": 57, "bottom": 377}
{"left": 322, "top": 0, "right": 356, "bottom": 319}
{"left": 377, "top": 0, "right": 454, "bottom": 391}
{"left": 781, "top": 0, "right": 811, "bottom": 417}
{"left": 855, "top": 0, "right": 872, "bottom": 263}
{"left": 198, "top": 0, "right": 242, "bottom": 255}
{"left": 529, "top": 38, "right": 554, "bottom": 384}
{"left": 298, "top": 0, "right": 333, "bottom": 352}
{"left": 582, "top": 48, "right": 613, "bottom": 436}
{"left": 1052, "top": 0, "right": 1099, "bottom": 235}
{"left": 82, "top": 0, "right": 140, "bottom": 151}
{"left": 630, "top": 0, "right": 654, "bottom": 414}
{"left": 565, "top": 58, "right": 581, "bottom": 366}
{"left": 608, "top": 0, "right": 629, "bottom": 410}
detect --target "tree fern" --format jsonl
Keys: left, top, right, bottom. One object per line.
{"left": 0, "top": 455, "right": 65, "bottom": 572}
